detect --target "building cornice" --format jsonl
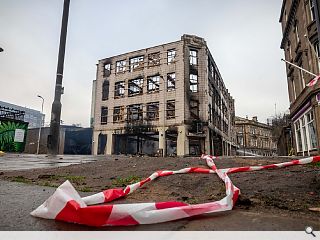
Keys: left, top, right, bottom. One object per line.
{"left": 280, "top": 0, "right": 300, "bottom": 49}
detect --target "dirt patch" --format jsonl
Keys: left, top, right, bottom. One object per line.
{"left": 1, "top": 155, "right": 319, "bottom": 220}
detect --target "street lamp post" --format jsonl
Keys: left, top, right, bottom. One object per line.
{"left": 37, "top": 95, "right": 44, "bottom": 154}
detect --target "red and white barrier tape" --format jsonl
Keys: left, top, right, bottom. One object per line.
{"left": 31, "top": 155, "right": 320, "bottom": 227}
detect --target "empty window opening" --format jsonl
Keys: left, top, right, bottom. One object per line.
{"left": 113, "top": 106, "right": 125, "bottom": 123}
{"left": 128, "top": 78, "right": 143, "bottom": 96}
{"left": 104, "top": 63, "right": 111, "bottom": 76}
{"left": 127, "top": 104, "right": 143, "bottom": 122}
{"left": 166, "top": 100, "right": 175, "bottom": 119}
{"left": 101, "top": 107, "right": 108, "bottom": 125}
{"left": 102, "top": 80, "right": 109, "bottom": 101}
{"left": 114, "top": 81, "right": 125, "bottom": 98}
{"left": 167, "top": 73, "right": 176, "bottom": 91}
{"left": 189, "top": 50, "right": 197, "bottom": 65}
{"left": 147, "top": 75, "right": 160, "bottom": 92}
{"left": 190, "top": 99, "right": 199, "bottom": 119}
{"left": 116, "top": 60, "right": 126, "bottom": 73}
{"left": 190, "top": 74, "right": 198, "bottom": 92}
{"left": 167, "top": 49, "right": 176, "bottom": 64}
{"left": 148, "top": 52, "right": 160, "bottom": 66}
{"left": 146, "top": 102, "right": 159, "bottom": 120}
{"left": 130, "top": 56, "right": 144, "bottom": 72}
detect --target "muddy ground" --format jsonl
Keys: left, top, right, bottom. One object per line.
{"left": 0, "top": 155, "right": 319, "bottom": 224}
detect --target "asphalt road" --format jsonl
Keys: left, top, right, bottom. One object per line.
{"left": 0, "top": 180, "right": 319, "bottom": 231}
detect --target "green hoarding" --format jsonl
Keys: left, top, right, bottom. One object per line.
{"left": 0, "top": 119, "right": 28, "bottom": 152}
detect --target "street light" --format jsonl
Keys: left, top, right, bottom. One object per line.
{"left": 37, "top": 95, "right": 44, "bottom": 154}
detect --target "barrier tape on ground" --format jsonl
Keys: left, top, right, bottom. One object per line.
{"left": 30, "top": 155, "right": 320, "bottom": 227}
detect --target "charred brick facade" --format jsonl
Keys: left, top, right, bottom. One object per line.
{"left": 92, "top": 35, "right": 236, "bottom": 156}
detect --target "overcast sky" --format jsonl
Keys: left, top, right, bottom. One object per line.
{"left": 0, "top": 0, "right": 288, "bottom": 127}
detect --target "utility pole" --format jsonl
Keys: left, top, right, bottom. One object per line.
{"left": 48, "top": 0, "right": 70, "bottom": 154}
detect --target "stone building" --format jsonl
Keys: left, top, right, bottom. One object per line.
{"left": 91, "top": 34, "right": 236, "bottom": 156}
{"left": 235, "top": 116, "right": 277, "bottom": 156}
{"left": 279, "top": 0, "right": 320, "bottom": 156}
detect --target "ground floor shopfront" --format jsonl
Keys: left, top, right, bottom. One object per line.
{"left": 92, "top": 125, "right": 236, "bottom": 157}
{"left": 291, "top": 92, "right": 320, "bottom": 156}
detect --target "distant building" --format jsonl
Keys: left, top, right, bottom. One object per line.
{"left": 235, "top": 116, "right": 277, "bottom": 156}
{"left": 92, "top": 34, "right": 237, "bottom": 156}
{"left": 279, "top": 0, "right": 320, "bottom": 156}
{"left": 0, "top": 100, "right": 44, "bottom": 129}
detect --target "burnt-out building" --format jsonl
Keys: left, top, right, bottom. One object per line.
{"left": 279, "top": 0, "right": 320, "bottom": 156}
{"left": 92, "top": 34, "right": 236, "bottom": 156}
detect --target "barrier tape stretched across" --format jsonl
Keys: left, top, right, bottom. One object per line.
{"left": 30, "top": 155, "right": 320, "bottom": 227}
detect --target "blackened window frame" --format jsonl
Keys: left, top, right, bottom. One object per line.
{"left": 167, "top": 49, "right": 176, "bottom": 65}
{"left": 146, "top": 102, "right": 159, "bottom": 120}
{"left": 101, "top": 107, "right": 108, "bottom": 125}
{"left": 166, "top": 100, "right": 175, "bottom": 119}
{"left": 189, "top": 73, "right": 198, "bottom": 92}
{"left": 130, "top": 56, "right": 144, "bottom": 72}
{"left": 116, "top": 60, "right": 126, "bottom": 73}
{"left": 167, "top": 72, "right": 176, "bottom": 91}
{"left": 128, "top": 78, "right": 144, "bottom": 96}
{"left": 127, "top": 104, "right": 143, "bottom": 122}
{"left": 102, "top": 80, "right": 109, "bottom": 101}
{"left": 147, "top": 75, "right": 160, "bottom": 93}
{"left": 114, "top": 81, "right": 125, "bottom": 98}
{"left": 113, "top": 106, "right": 125, "bottom": 123}
{"left": 148, "top": 52, "right": 160, "bottom": 67}
{"left": 189, "top": 49, "right": 198, "bottom": 65}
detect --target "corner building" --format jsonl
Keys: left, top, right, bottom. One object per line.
{"left": 279, "top": 0, "right": 320, "bottom": 155}
{"left": 92, "top": 34, "right": 236, "bottom": 156}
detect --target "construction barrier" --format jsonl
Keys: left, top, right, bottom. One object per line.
{"left": 31, "top": 155, "right": 320, "bottom": 227}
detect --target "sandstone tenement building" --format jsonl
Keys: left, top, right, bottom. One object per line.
{"left": 235, "top": 116, "right": 277, "bottom": 156}
{"left": 91, "top": 34, "right": 236, "bottom": 156}
{"left": 279, "top": 0, "right": 320, "bottom": 155}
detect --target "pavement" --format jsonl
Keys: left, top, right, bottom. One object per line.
{"left": 0, "top": 180, "right": 319, "bottom": 231}
{"left": 0, "top": 154, "right": 103, "bottom": 171}
{"left": 0, "top": 153, "right": 319, "bottom": 231}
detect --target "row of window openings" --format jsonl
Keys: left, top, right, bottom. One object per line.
{"left": 102, "top": 73, "right": 198, "bottom": 100}
{"left": 122, "top": 74, "right": 175, "bottom": 97}
{"left": 209, "top": 83, "right": 231, "bottom": 112}
{"left": 237, "top": 136, "right": 272, "bottom": 148}
{"left": 208, "top": 105, "right": 228, "bottom": 133}
{"left": 104, "top": 49, "right": 177, "bottom": 75}
{"left": 100, "top": 101, "right": 176, "bottom": 124}
{"left": 104, "top": 49, "right": 198, "bottom": 75}
{"left": 294, "top": 110, "right": 317, "bottom": 152}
